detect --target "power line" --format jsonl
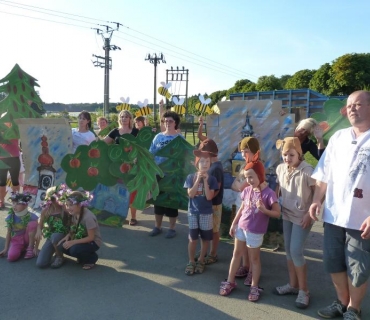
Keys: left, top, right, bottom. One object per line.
{"left": 0, "top": 0, "right": 259, "bottom": 81}
{"left": 0, "top": 10, "right": 92, "bottom": 29}
{"left": 115, "top": 31, "right": 254, "bottom": 80}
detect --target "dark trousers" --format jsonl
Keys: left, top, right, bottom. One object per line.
{"left": 61, "top": 241, "right": 99, "bottom": 264}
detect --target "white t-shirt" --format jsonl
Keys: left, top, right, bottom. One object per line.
{"left": 72, "top": 128, "right": 96, "bottom": 152}
{"left": 312, "top": 127, "right": 370, "bottom": 230}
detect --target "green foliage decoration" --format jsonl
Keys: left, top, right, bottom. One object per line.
{"left": 108, "top": 127, "right": 163, "bottom": 210}
{"left": 310, "top": 98, "right": 350, "bottom": 145}
{"left": 147, "top": 136, "right": 196, "bottom": 210}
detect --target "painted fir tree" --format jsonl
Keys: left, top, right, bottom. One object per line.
{"left": 0, "top": 64, "right": 44, "bottom": 140}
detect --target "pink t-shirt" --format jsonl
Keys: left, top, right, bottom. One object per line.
{"left": 0, "top": 139, "right": 20, "bottom": 158}
{"left": 238, "top": 186, "right": 277, "bottom": 234}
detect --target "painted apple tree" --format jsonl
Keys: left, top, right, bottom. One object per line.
{"left": 61, "top": 140, "right": 116, "bottom": 190}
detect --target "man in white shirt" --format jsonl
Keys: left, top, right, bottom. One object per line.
{"left": 310, "top": 90, "right": 370, "bottom": 320}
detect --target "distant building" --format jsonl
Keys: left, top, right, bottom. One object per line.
{"left": 230, "top": 89, "right": 347, "bottom": 122}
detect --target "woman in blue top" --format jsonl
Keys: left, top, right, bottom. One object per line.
{"left": 148, "top": 111, "right": 183, "bottom": 239}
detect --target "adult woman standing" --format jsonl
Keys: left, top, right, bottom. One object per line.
{"left": 149, "top": 111, "right": 183, "bottom": 238}
{"left": 0, "top": 139, "right": 21, "bottom": 209}
{"left": 104, "top": 110, "right": 139, "bottom": 225}
{"left": 72, "top": 111, "right": 96, "bottom": 152}
{"left": 104, "top": 110, "right": 139, "bottom": 144}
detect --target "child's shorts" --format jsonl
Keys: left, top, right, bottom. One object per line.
{"left": 235, "top": 226, "right": 264, "bottom": 248}
{"left": 188, "top": 212, "right": 213, "bottom": 241}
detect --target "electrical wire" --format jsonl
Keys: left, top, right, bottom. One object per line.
{"left": 0, "top": 0, "right": 259, "bottom": 81}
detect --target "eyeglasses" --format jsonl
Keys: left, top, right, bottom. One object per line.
{"left": 161, "top": 119, "right": 174, "bottom": 123}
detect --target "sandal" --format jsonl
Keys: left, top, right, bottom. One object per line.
{"left": 244, "top": 271, "right": 253, "bottom": 286}
{"left": 235, "top": 266, "right": 249, "bottom": 278}
{"left": 24, "top": 247, "right": 35, "bottom": 259}
{"left": 219, "top": 281, "right": 237, "bottom": 296}
{"left": 82, "top": 263, "right": 95, "bottom": 270}
{"left": 51, "top": 256, "right": 64, "bottom": 269}
{"left": 248, "top": 286, "right": 263, "bottom": 302}
{"left": 204, "top": 254, "right": 218, "bottom": 265}
{"left": 194, "top": 261, "right": 205, "bottom": 274}
{"left": 129, "top": 219, "right": 138, "bottom": 226}
{"left": 185, "top": 262, "right": 196, "bottom": 275}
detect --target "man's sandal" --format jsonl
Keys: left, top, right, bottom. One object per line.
{"left": 185, "top": 262, "right": 195, "bottom": 275}
{"left": 82, "top": 264, "right": 95, "bottom": 270}
{"left": 219, "top": 281, "right": 237, "bottom": 296}
{"left": 194, "top": 261, "right": 205, "bottom": 274}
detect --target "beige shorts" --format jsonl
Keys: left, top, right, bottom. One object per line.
{"left": 212, "top": 204, "right": 222, "bottom": 233}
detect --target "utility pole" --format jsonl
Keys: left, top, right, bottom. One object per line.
{"left": 166, "top": 66, "right": 189, "bottom": 112}
{"left": 145, "top": 53, "right": 166, "bottom": 124}
{"left": 92, "top": 23, "right": 121, "bottom": 118}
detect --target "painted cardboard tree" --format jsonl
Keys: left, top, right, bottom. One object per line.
{"left": 148, "top": 136, "right": 196, "bottom": 210}
{"left": 61, "top": 127, "right": 160, "bottom": 210}
{"left": 310, "top": 98, "right": 350, "bottom": 145}
{"left": 0, "top": 64, "right": 44, "bottom": 140}
{"left": 61, "top": 140, "right": 117, "bottom": 190}
{"left": 109, "top": 128, "right": 163, "bottom": 210}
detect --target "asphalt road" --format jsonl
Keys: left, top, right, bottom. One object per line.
{"left": 0, "top": 204, "right": 369, "bottom": 320}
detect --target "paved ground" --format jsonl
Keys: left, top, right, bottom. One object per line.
{"left": 0, "top": 204, "right": 369, "bottom": 320}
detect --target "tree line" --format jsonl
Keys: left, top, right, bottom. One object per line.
{"left": 186, "top": 52, "right": 370, "bottom": 115}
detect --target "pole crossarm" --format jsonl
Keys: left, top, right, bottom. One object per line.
{"left": 145, "top": 53, "right": 166, "bottom": 125}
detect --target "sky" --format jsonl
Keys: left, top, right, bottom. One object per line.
{"left": 0, "top": 0, "right": 369, "bottom": 105}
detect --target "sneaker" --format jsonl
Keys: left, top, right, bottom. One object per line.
{"left": 343, "top": 307, "right": 361, "bottom": 320}
{"left": 149, "top": 227, "right": 162, "bottom": 237}
{"left": 244, "top": 271, "right": 253, "bottom": 286}
{"left": 274, "top": 283, "right": 299, "bottom": 295}
{"left": 317, "top": 300, "right": 347, "bottom": 318}
{"left": 165, "top": 229, "right": 176, "bottom": 238}
{"left": 295, "top": 290, "right": 310, "bottom": 309}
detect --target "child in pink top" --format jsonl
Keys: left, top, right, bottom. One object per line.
{"left": 219, "top": 153, "right": 280, "bottom": 302}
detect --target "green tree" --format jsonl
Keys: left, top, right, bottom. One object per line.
{"left": 209, "top": 90, "right": 227, "bottom": 103}
{"left": 328, "top": 53, "right": 370, "bottom": 95}
{"left": 285, "top": 69, "right": 316, "bottom": 89}
{"left": 241, "top": 81, "right": 257, "bottom": 92}
{"left": 280, "top": 74, "right": 292, "bottom": 89}
{"left": 256, "top": 75, "right": 282, "bottom": 91}
{"left": 309, "top": 63, "right": 332, "bottom": 95}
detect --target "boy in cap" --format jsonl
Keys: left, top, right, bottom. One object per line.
{"left": 184, "top": 150, "right": 219, "bottom": 275}
{"left": 194, "top": 139, "right": 224, "bottom": 264}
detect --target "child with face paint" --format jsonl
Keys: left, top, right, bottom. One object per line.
{"left": 219, "top": 153, "right": 280, "bottom": 302}
{"left": 0, "top": 192, "right": 38, "bottom": 261}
